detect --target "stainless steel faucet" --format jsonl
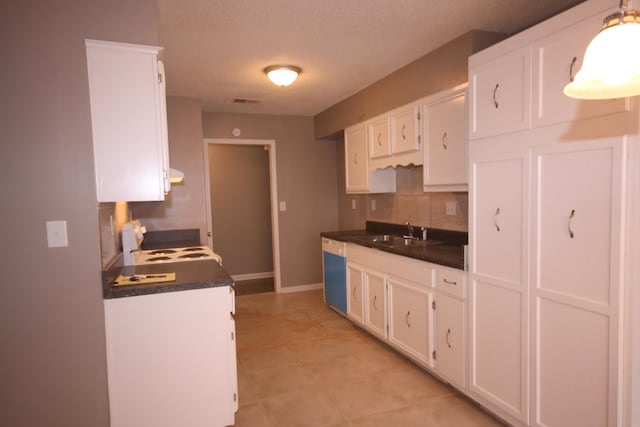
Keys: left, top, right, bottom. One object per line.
{"left": 404, "top": 221, "right": 414, "bottom": 239}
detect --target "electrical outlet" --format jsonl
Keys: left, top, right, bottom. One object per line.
{"left": 446, "top": 201, "right": 457, "bottom": 216}
{"left": 279, "top": 201, "right": 287, "bottom": 212}
{"left": 371, "top": 199, "right": 376, "bottom": 211}
{"left": 351, "top": 199, "right": 356, "bottom": 210}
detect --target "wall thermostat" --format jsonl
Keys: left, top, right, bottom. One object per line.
{"left": 232, "top": 128, "right": 241, "bottom": 137}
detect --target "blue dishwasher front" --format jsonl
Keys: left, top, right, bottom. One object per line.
{"left": 322, "top": 239, "right": 347, "bottom": 314}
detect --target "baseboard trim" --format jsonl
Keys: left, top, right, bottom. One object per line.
{"left": 277, "top": 282, "right": 323, "bottom": 294}
{"left": 231, "top": 272, "right": 274, "bottom": 282}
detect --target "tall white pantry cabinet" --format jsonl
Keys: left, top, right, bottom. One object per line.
{"left": 468, "top": 0, "right": 640, "bottom": 426}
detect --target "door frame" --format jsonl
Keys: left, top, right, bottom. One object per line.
{"left": 203, "top": 138, "right": 281, "bottom": 293}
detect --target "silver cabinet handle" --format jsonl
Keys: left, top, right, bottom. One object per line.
{"left": 401, "top": 124, "right": 406, "bottom": 140}
{"left": 353, "top": 286, "right": 357, "bottom": 299}
{"left": 354, "top": 152, "right": 358, "bottom": 165}
{"left": 443, "top": 278, "right": 457, "bottom": 286}
{"left": 377, "top": 133, "right": 382, "bottom": 146}
{"left": 568, "top": 209, "right": 576, "bottom": 238}
{"left": 569, "top": 56, "right": 577, "bottom": 82}
{"left": 373, "top": 295, "right": 377, "bottom": 311}
{"left": 446, "top": 328, "right": 452, "bottom": 348}
{"left": 493, "top": 83, "right": 500, "bottom": 109}
{"left": 442, "top": 131, "right": 448, "bottom": 150}
{"left": 405, "top": 311, "right": 411, "bottom": 327}
{"left": 494, "top": 207, "right": 501, "bottom": 232}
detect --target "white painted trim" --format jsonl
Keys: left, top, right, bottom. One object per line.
{"left": 203, "top": 138, "right": 282, "bottom": 293}
{"left": 277, "top": 282, "right": 323, "bottom": 294}
{"left": 231, "top": 272, "right": 274, "bottom": 282}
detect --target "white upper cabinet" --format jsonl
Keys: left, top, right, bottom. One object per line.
{"left": 390, "top": 103, "right": 421, "bottom": 156}
{"left": 531, "top": 14, "right": 630, "bottom": 128}
{"left": 367, "top": 115, "right": 391, "bottom": 159}
{"left": 469, "top": 46, "right": 531, "bottom": 140}
{"left": 345, "top": 123, "right": 396, "bottom": 194}
{"left": 344, "top": 123, "right": 369, "bottom": 192}
{"left": 85, "top": 39, "right": 170, "bottom": 202}
{"left": 423, "top": 86, "right": 468, "bottom": 190}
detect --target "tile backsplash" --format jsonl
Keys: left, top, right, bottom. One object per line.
{"left": 339, "top": 166, "right": 468, "bottom": 232}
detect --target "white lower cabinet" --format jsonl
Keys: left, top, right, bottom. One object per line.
{"left": 344, "top": 244, "right": 468, "bottom": 382}
{"left": 388, "top": 278, "right": 435, "bottom": 368}
{"left": 347, "top": 263, "right": 365, "bottom": 323}
{"left": 435, "top": 292, "right": 465, "bottom": 388}
{"left": 103, "top": 286, "right": 238, "bottom": 427}
{"left": 364, "top": 270, "right": 387, "bottom": 339}
{"left": 434, "top": 266, "right": 467, "bottom": 390}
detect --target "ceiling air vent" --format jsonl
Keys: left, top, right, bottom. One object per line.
{"left": 231, "top": 98, "right": 261, "bottom": 104}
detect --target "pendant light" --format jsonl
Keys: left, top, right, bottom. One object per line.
{"left": 564, "top": 0, "right": 640, "bottom": 99}
{"left": 264, "top": 65, "right": 301, "bottom": 87}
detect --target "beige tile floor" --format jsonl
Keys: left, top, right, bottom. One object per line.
{"left": 233, "top": 290, "right": 506, "bottom": 427}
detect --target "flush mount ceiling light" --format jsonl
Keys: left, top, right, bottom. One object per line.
{"left": 263, "top": 65, "right": 301, "bottom": 87}
{"left": 564, "top": 0, "right": 640, "bottom": 99}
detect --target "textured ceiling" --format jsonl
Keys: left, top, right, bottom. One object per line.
{"left": 157, "top": 0, "right": 587, "bottom": 116}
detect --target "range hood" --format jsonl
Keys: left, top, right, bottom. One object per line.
{"left": 169, "top": 167, "right": 184, "bottom": 184}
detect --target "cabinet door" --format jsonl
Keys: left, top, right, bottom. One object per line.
{"left": 424, "top": 90, "right": 467, "bottom": 187}
{"left": 469, "top": 148, "right": 529, "bottom": 423}
{"left": 388, "top": 279, "right": 434, "bottom": 368}
{"left": 532, "top": 14, "right": 629, "bottom": 128}
{"left": 344, "top": 124, "right": 369, "bottom": 193}
{"left": 390, "top": 104, "right": 420, "bottom": 155}
{"left": 347, "top": 263, "right": 365, "bottom": 324}
{"left": 531, "top": 140, "right": 623, "bottom": 427}
{"left": 470, "top": 150, "right": 528, "bottom": 284}
{"left": 86, "top": 40, "right": 167, "bottom": 202}
{"left": 469, "top": 46, "right": 531, "bottom": 140}
{"left": 435, "top": 293, "right": 465, "bottom": 389}
{"left": 368, "top": 116, "right": 391, "bottom": 159}
{"left": 104, "top": 287, "right": 237, "bottom": 427}
{"left": 364, "top": 270, "right": 387, "bottom": 339}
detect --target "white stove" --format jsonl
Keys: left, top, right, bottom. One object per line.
{"left": 121, "top": 220, "right": 222, "bottom": 266}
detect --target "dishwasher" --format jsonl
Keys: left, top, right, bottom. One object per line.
{"left": 322, "top": 238, "right": 347, "bottom": 314}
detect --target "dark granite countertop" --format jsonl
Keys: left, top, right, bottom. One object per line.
{"left": 321, "top": 222, "right": 467, "bottom": 270}
{"left": 102, "top": 228, "right": 233, "bottom": 299}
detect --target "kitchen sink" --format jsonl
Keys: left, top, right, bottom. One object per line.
{"left": 359, "top": 234, "right": 443, "bottom": 248}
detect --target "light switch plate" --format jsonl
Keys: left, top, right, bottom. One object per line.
{"left": 351, "top": 199, "right": 356, "bottom": 210}
{"left": 279, "top": 201, "right": 287, "bottom": 212}
{"left": 371, "top": 199, "right": 376, "bottom": 211}
{"left": 46, "top": 220, "right": 68, "bottom": 248}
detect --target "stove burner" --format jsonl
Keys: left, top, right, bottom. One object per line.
{"left": 148, "top": 249, "right": 177, "bottom": 255}
{"left": 178, "top": 252, "right": 208, "bottom": 259}
{"left": 182, "top": 247, "right": 206, "bottom": 252}
{"left": 147, "top": 256, "right": 172, "bottom": 262}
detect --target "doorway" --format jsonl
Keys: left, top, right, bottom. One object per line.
{"left": 203, "top": 138, "right": 281, "bottom": 292}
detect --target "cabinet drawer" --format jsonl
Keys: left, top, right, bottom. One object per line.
{"left": 435, "top": 267, "right": 467, "bottom": 299}
{"left": 532, "top": 14, "right": 629, "bottom": 128}
{"left": 470, "top": 46, "right": 531, "bottom": 140}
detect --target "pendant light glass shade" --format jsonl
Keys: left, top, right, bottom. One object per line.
{"left": 564, "top": 6, "right": 640, "bottom": 99}
{"left": 264, "top": 65, "right": 301, "bottom": 87}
